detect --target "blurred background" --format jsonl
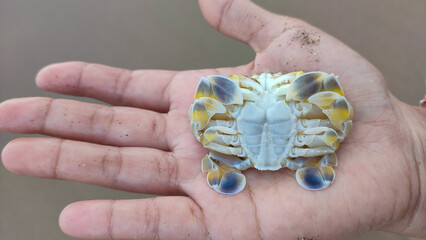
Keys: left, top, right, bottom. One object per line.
{"left": 0, "top": 0, "right": 425, "bottom": 239}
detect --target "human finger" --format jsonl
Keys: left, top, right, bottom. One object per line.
{"left": 199, "top": 0, "right": 383, "bottom": 92}
{"left": 199, "top": 0, "right": 286, "bottom": 53}
{"left": 1, "top": 138, "right": 183, "bottom": 195}
{"left": 0, "top": 97, "right": 169, "bottom": 150}
{"left": 36, "top": 62, "right": 176, "bottom": 112}
{"left": 59, "top": 197, "right": 208, "bottom": 240}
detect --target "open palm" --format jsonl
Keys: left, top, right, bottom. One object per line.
{"left": 1, "top": 1, "right": 423, "bottom": 239}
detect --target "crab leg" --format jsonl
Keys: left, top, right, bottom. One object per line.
{"left": 205, "top": 142, "right": 244, "bottom": 156}
{"left": 200, "top": 126, "right": 241, "bottom": 146}
{"left": 280, "top": 72, "right": 353, "bottom": 130}
{"left": 268, "top": 71, "right": 304, "bottom": 92}
{"left": 291, "top": 102, "right": 326, "bottom": 119}
{"left": 201, "top": 152, "right": 247, "bottom": 194}
{"left": 294, "top": 127, "right": 339, "bottom": 149}
{"left": 190, "top": 97, "right": 226, "bottom": 131}
{"left": 207, "top": 151, "right": 252, "bottom": 170}
{"left": 295, "top": 154, "right": 338, "bottom": 190}
{"left": 240, "top": 88, "right": 259, "bottom": 102}
{"left": 289, "top": 146, "right": 335, "bottom": 157}
{"left": 308, "top": 91, "right": 353, "bottom": 131}
{"left": 283, "top": 71, "right": 345, "bottom": 101}
{"left": 191, "top": 74, "right": 245, "bottom": 137}
{"left": 204, "top": 119, "right": 236, "bottom": 129}
{"left": 296, "top": 119, "right": 334, "bottom": 132}
{"left": 240, "top": 77, "right": 264, "bottom": 94}
{"left": 195, "top": 75, "right": 243, "bottom": 105}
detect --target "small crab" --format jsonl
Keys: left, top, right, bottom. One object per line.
{"left": 189, "top": 71, "right": 353, "bottom": 194}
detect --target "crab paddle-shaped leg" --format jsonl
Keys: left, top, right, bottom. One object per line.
{"left": 189, "top": 72, "right": 353, "bottom": 194}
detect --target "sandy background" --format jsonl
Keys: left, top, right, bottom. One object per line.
{"left": 0, "top": 0, "right": 425, "bottom": 239}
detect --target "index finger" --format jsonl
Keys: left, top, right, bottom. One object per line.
{"left": 36, "top": 62, "right": 176, "bottom": 112}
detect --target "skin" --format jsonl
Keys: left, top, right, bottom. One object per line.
{"left": 0, "top": 0, "right": 425, "bottom": 239}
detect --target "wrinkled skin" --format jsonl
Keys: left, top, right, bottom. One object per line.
{"left": 1, "top": 0, "right": 425, "bottom": 239}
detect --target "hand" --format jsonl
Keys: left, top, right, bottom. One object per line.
{"left": 1, "top": 0, "right": 425, "bottom": 239}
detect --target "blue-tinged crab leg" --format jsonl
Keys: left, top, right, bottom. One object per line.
{"left": 286, "top": 72, "right": 326, "bottom": 101}
{"left": 206, "top": 75, "right": 244, "bottom": 105}
{"left": 284, "top": 72, "right": 353, "bottom": 130}
{"left": 194, "top": 77, "right": 214, "bottom": 100}
{"left": 201, "top": 152, "right": 247, "bottom": 194}
{"left": 285, "top": 72, "right": 343, "bottom": 99}
{"left": 323, "top": 75, "right": 344, "bottom": 95}
{"left": 295, "top": 154, "right": 338, "bottom": 190}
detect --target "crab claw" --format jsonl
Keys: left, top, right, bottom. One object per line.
{"left": 194, "top": 77, "right": 214, "bottom": 100}
{"left": 201, "top": 153, "right": 246, "bottom": 194}
{"left": 286, "top": 72, "right": 346, "bottom": 102}
{"left": 195, "top": 75, "right": 243, "bottom": 105}
{"left": 208, "top": 75, "right": 243, "bottom": 105}
{"left": 295, "top": 154, "right": 337, "bottom": 190}
{"left": 286, "top": 72, "right": 326, "bottom": 101}
{"left": 323, "top": 74, "right": 344, "bottom": 95}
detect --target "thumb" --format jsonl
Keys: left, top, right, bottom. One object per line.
{"left": 199, "top": 0, "right": 285, "bottom": 53}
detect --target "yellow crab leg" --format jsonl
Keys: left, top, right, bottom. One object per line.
{"left": 299, "top": 127, "right": 339, "bottom": 149}
{"left": 322, "top": 97, "right": 352, "bottom": 130}
{"left": 307, "top": 91, "right": 341, "bottom": 107}
{"left": 194, "top": 77, "right": 215, "bottom": 100}
{"left": 295, "top": 132, "right": 338, "bottom": 149}
{"left": 323, "top": 75, "right": 344, "bottom": 95}
{"left": 295, "top": 154, "right": 337, "bottom": 190}
{"left": 201, "top": 153, "right": 246, "bottom": 194}
{"left": 190, "top": 97, "right": 226, "bottom": 131}
{"left": 200, "top": 126, "right": 238, "bottom": 146}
